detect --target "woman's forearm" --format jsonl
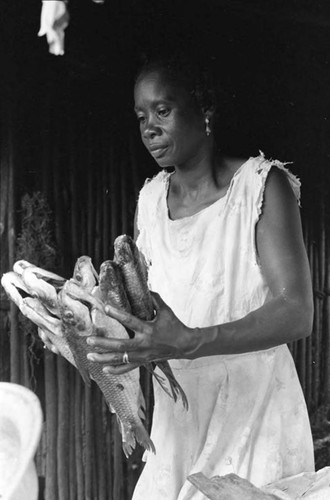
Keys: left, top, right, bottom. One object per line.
{"left": 185, "top": 295, "right": 313, "bottom": 359}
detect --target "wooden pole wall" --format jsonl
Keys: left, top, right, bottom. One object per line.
{"left": 1, "top": 84, "right": 330, "bottom": 500}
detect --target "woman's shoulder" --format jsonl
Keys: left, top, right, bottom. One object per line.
{"left": 231, "top": 151, "right": 301, "bottom": 206}
{"left": 223, "top": 152, "right": 272, "bottom": 177}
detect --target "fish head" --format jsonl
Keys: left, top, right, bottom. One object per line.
{"left": 73, "top": 256, "right": 98, "bottom": 291}
{"left": 99, "top": 260, "right": 120, "bottom": 287}
{"left": 113, "top": 235, "right": 136, "bottom": 265}
{"left": 13, "top": 260, "right": 36, "bottom": 276}
{"left": 1, "top": 272, "right": 30, "bottom": 308}
{"left": 64, "top": 279, "right": 104, "bottom": 312}
{"left": 58, "top": 288, "right": 93, "bottom": 337}
{"left": 21, "top": 268, "right": 59, "bottom": 312}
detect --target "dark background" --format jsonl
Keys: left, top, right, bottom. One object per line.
{"left": 2, "top": 0, "right": 330, "bottom": 192}
{"left": 1, "top": 1, "right": 330, "bottom": 497}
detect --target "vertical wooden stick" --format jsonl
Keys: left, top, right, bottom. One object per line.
{"left": 69, "top": 366, "right": 77, "bottom": 500}
{"left": 44, "top": 351, "right": 58, "bottom": 500}
{"left": 94, "top": 390, "right": 107, "bottom": 500}
{"left": 8, "top": 141, "right": 20, "bottom": 383}
{"left": 75, "top": 372, "right": 85, "bottom": 500}
{"left": 84, "top": 383, "right": 93, "bottom": 500}
{"left": 105, "top": 405, "right": 113, "bottom": 500}
{"left": 112, "top": 416, "right": 124, "bottom": 500}
{"left": 102, "top": 142, "right": 110, "bottom": 261}
{"left": 57, "top": 356, "right": 70, "bottom": 500}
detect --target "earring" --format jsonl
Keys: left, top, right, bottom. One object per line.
{"left": 205, "top": 117, "right": 211, "bottom": 136}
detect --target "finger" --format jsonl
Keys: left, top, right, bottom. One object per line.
{"left": 87, "top": 352, "right": 126, "bottom": 365}
{"left": 87, "top": 336, "right": 139, "bottom": 352}
{"left": 102, "top": 363, "right": 141, "bottom": 375}
{"left": 104, "top": 304, "right": 147, "bottom": 332}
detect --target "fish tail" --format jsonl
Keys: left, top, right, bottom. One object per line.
{"left": 119, "top": 420, "right": 155, "bottom": 457}
{"left": 122, "top": 440, "right": 135, "bottom": 459}
{"left": 119, "top": 421, "right": 136, "bottom": 458}
{"left": 134, "top": 422, "right": 156, "bottom": 455}
{"left": 157, "top": 362, "right": 189, "bottom": 410}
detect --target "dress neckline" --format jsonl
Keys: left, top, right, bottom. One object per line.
{"left": 164, "top": 157, "right": 252, "bottom": 222}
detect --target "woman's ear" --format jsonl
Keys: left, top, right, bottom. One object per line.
{"left": 203, "top": 108, "right": 215, "bottom": 127}
{"left": 203, "top": 105, "right": 216, "bottom": 122}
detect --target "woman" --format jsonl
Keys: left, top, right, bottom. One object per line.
{"left": 87, "top": 56, "right": 315, "bottom": 499}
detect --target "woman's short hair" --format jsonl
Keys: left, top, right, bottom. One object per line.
{"left": 135, "top": 51, "right": 217, "bottom": 114}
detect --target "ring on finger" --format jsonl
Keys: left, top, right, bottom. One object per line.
{"left": 122, "top": 351, "right": 129, "bottom": 364}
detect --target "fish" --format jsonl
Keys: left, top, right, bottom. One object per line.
{"left": 1, "top": 271, "right": 74, "bottom": 365}
{"left": 98, "top": 260, "right": 132, "bottom": 313}
{"left": 114, "top": 234, "right": 189, "bottom": 409}
{"left": 58, "top": 280, "right": 155, "bottom": 457}
{"left": 21, "top": 267, "right": 59, "bottom": 316}
{"left": 72, "top": 256, "right": 98, "bottom": 291}
{"left": 114, "top": 235, "right": 153, "bottom": 319}
{"left": 13, "top": 260, "right": 66, "bottom": 289}
{"left": 2, "top": 259, "right": 157, "bottom": 456}
{"left": 1, "top": 271, "right": 31, "bottom": 307}
{"left": 97, "top": 257, "right": 180, "bottom": 393}
{"left": 2, "top": 246, "right": 188, "bottom": 454}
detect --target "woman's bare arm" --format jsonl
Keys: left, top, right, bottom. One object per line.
{"left": 186, "top": 167, "right": 313, "bottom": 357}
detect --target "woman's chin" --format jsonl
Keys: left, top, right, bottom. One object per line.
{"left": 155, "top": 157, "right": 174, "bottom": 169}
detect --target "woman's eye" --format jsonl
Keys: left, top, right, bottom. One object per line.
{"left": 137, "top": 115, "right": 146, "bottom": 124}
{"left": 157, "top": 108, "right": 170, "bottom": 117}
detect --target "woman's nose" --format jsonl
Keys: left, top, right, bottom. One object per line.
{"left": 142, "top": 118, "right": 161, "bottom": 140}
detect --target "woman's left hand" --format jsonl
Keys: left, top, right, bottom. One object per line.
{"left": 86, "top": 292, "right": 195, "bottom": 374}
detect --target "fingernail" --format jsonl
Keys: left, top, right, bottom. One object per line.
{"left": 87, "top": 353, "right": 96, "bottom": 361}
{"left": 87, "top": 338, "right": 94, "bottom": 345}
{"left": 103, "top": 367, "right": 111, "bottom": 374}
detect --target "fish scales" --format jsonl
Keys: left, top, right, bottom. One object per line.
{"left": 114, "top": 235, "right": 154, "bottom": 320}
{"left": 99, "top": 260, "right": 132, "bottom": 312}
{"left": 59, "top": 285, "right": 154, "bottom": 456}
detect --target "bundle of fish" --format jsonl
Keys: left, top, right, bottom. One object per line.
{"left": 1, "top": 235, "right": 188, "bottom": 457}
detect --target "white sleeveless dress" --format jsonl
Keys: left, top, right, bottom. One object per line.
{"left": 133, "top": 153, "right": 314, "bottom": 500}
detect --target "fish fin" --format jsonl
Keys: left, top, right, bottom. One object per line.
{"left": 108, "top": 403, "right": 116, "bottom": 414}
{"left": 134, "top": 423, "right": 156, "bottom": 455}
{"left": 156, "top": 362, "right": 189, "bottom": 410}
{"left": 122, "top": 441, "right": 135, "bottom": 459}
{"left": 145, "top": 363, "right": 175, "bottom": 400}
{"left": 138, "top": 408, "right": 146, "bottom": 420}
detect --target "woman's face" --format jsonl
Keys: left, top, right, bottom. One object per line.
{"left": 134, "top": 71, "right": 207, "bottom": 168}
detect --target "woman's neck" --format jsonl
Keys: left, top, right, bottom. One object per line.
{"left": 172, "top": 148, "right": 221, "bottom": 193}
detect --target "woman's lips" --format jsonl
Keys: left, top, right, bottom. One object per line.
{"left": 149, "top": 146, "right": 168, "bottom": 159}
